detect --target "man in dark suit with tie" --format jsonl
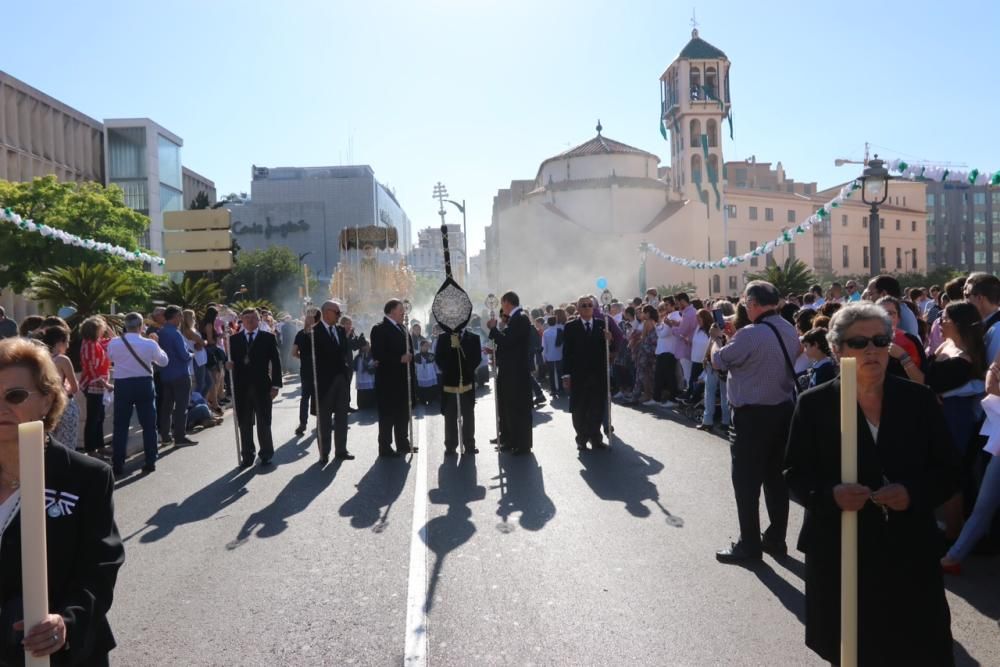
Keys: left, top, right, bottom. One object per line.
{"left": 561, "top": 295, "right": 612, "bottom": 451}
{"left": 370, "top": 299, "right": 414, "bottom": 457}
{"left": 313, "top": 300, "right": 354, "bottom": 464}
{"left": 227, "top": 308, "right": 282, "bottom": 467}
{"left": 487, "top": 291, "right": 534, "bottom": 454}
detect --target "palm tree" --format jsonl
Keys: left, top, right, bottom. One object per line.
{"left": 29, "top": 263, "right": 132, "bottom": 330}
{"left": 747, "top": 257, "right": 817, "bottom": 296}
{"left": 153, "top": 277, "right": 223, "bottom": 317}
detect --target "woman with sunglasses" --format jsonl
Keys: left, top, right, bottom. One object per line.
{"left": 785, "top": 303, "right": 958, "bottom": 666}
{"left": 0, "top": 337, "right": 124, "bottom": 665}
{"left": 876, "top": 296, "right": 927, "bottom": 384}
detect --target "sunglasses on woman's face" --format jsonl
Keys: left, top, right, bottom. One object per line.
{"left": 842, "top": 335, "right": 891, "bottom": 350}
{"left": 1, "top": 388, "right": 38, "bottom": 405}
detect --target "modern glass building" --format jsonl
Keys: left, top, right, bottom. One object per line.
{"left": 926, "top": 181, "right": 1000, "bottom": 273}
{"left": 105, "top": 118, "right": 184, "bottom": 268}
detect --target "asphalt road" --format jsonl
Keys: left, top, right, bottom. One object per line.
{"left": 108, "top": 379, "right": 999, "bottom": 666}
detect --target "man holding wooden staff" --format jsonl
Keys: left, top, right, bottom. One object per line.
{"left": 785, "top": 303, "right": 958, "bottom": 666}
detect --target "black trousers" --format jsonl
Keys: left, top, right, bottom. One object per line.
{"left": 377, "top": 388, "right": 410, "bottom": 454}
{"left": 442, "top": 390, "right": 475, "bottom": 452}
{"left": 570, "top": 376, "right": 605, "bottom": 445}
{"left": 83, "top": 392, "right": 105, "bottom": 452}
{"left": 317, "top": 375, "right": 349, "bottom": 457}
{"left": 731, "top": 402, "right": 794, "bottom": 554}
{"left": 236, "top": 387, "right": 275, "bottom": 462}
{"left": 653, "top": 353, "right": 678, "bottom": 402}
{"left": 498, "top": 371, "right": 533, "bottom": 451}
{"left": 159, "top": 375, "right": 191, "bottom": 441}
{"left": 298, "top": 375, "right": 314, "bottom": 427}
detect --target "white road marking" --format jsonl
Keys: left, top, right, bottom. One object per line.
{"left": 404, "top": 413, "right": 429, "bottom": 666}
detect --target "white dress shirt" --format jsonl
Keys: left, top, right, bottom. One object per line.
{"left": 108, "top": 333, "right": 169, "bottom": 379}
{"left": 542, "top": 325, "right": 563, "bottom": 362}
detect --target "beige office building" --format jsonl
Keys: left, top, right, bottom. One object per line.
{"left": 183, "top": 166, "right": 217, "bottom": 209}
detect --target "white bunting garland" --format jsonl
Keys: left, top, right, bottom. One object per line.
{"left": 646, "top": 180, "right": 862, "bottom": 270}
{"left": 885, "top": 159, "right": 1000, "bottom": 187}
{"left": 1, "top": 205, "right": 165, "bottom": 266}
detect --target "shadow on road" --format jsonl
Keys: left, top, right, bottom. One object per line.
{"left": 578, "top": 438, "right": 683, "bottom": 526}
{"left": 422, "top": 456, "right": 487, "bottom": 613}
{"left": 227, "top": 458, "right": 344, "bottom": 548}
{"left": 492, "top": 452, "right": 556, "bottom": 532}
{"left": 338, "top": 458, "right": 412, "bottom": 530}
{"left": 749, "top": 561, "right": 805, "bottom": 624}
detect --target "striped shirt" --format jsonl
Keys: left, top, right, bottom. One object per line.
{"left": 711, "top": 311, "right": 801, "bottom": 408}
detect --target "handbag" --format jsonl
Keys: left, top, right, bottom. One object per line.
{"left": 119, "top": 334, "right": 152, "bottom": 375}
{"left": 760, "top": 319, "right": 800, "bottom": 401}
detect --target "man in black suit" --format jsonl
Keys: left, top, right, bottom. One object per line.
{"left": 312, "top": 300, "right": 354, "bottom": 464}
{"left": 227, "top": 308, "right": 282, "bottom": 467}
{"left": 561, "top": 295, "right": 612, "bottom": 451}
{"left": 487, "top": 291, "right": 534, "bottom": 454}
{"left": 371, "top": 299, "right": 414, "bottom": 457}
{"left": 435, "top": 327, "right": 483, "bottom": 455}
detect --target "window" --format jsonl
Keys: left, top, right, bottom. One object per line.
{"left": 728, "top": 240, "right": 736, "bottom": 256}
{"left": 725, "top": 204, "right": 737, "bottom": 218}
{"left": 707, "top": 119, "right": 718, "bottom": 148}
{"left": 787, "top": 209, "right": 796, "bottom": 223}
{"left": 880, "top": 246, "right": 886, "bottom": 268}
{"left": 749, "top": 206, "right": 758, "bottom": 221}
{"left": 863, "top": 246, "right": 870, "bottom": 268}
{"left": 728, "top": 275, "right": 738, "bottom": 291}
{"left": 911, "top": 220, "right": 916, "bottom": 232}
{"left": 691, "top": 154, "right": 702, "bottom": 183}
{"left": 880, "top": 217, "right": 885, "bottom": 230}
{"left": 911, "top": 248, "right": 917, "bottom": 270}
{"left": 975, "top": 251, "right": 987, "bottom": 265}
{"left": 765, "top": 207, "right": 774, "bottom": 221}
{"left": 842, "top": 214, "right": 848, "bottom": 227}
{"left": 842, "top": 245, "right": 849, "bottom": 268}
{"left": 712, "top": 274, "right": 720, "bottom": 294}
{"left": 689, "top": 119, "right": 702, "bottom": 147}
{"left": 927, "top": 193, "right": 936, "bottom": 207}
{"left": 750, "top": 241, "right": 758, "bottom": 267}
{"left": 862, "top": 216, "right": 868, "bottom": 229}
{"left": 903, "top": 196, "right": 907, "bottom": 207}
{"left": 896, "top": 247, "right": 902, "bottom": 269}
{"left": 975, "top": 192, "right": 987, "bottom": 205}
{"left": 895, "top": 219, "right": 900, "bottom": 230}
{"left": 788, "top": 242, "right": 796, "bottom": 261}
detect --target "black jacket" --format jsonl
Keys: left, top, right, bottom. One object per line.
{"left": 311, "top": 322, "right": 349, "bottom": 393}
{"left": 0, "top": 441, "right": 124, "bottom": 666}
{"left": 560, "top": 318, "right": 608, "bottom": 382}
{"left": 229, "top": 329, "right": 282, "bottom": 394}
{"left": 371, "top": 318, "right": 411, "bottom": 400}
{"left": 434, "top": 331, "right": 483, "bottom": 390}
{"left": 488, "top": 310, "right": 532, "bottom": 378}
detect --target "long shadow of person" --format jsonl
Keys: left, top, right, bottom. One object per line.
{"left": 578, "top": 438, "right": 683, "bottom": 526}
{"left": 493, "top": 453, "right": 556, "bottom": 533}
{"left": 131, "top": 465, "right": 259, "bottom": 544}
{"left": 421, "top": 456, "right": 487, "bottom": 614}
{"left": 226, "top": 459, "right": 344, "bottom": 549}
{"left": 338, "top": 458, "right": 412, "bottom": 530}
{"left": 750, "top": 562, "right": 805, "bottom": 624}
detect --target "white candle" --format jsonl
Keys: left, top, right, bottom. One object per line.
{"left": 18, "top": 420, "right": 50, "bottom": 667}
{"left": 839, "top": 357, "right": 858, "bottom": 667}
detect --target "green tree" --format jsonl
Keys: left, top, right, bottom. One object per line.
{"left": 153, "top": 277, "right": 223, "bottom": 316}
{"left": 189, "top": 191, "right": 212, "bottom": 210}
{"left": 28, "top": 263, "right": 133, "bottom": 330}
{"left": 747, "top": 257, "right": 816, "bottom": 295}
{"left": 221, "top": 246, "right": 300, "bottom": 305}
{"left": 0, "top": 176, "right": 152, "bottom": 292}
{"left": 656, "top": 283, "right": 698, "bottom": 297}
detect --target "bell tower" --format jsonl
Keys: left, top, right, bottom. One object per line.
{"left": 660, "top": 27, "right": 731, "bottom": 211}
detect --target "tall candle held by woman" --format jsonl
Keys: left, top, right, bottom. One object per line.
{"left": 18, "top": 420, "right": 50, "bottom": 667}
{"left": 839, "top": 357, "right": 858, "bottom": 667}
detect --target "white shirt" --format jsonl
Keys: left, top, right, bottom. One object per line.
{"left": 108, "top": 333, "right": 169, "bottom": 379}
{"left": 655, "top": 312, "right": 681, "bottom": 355}
{"left": 542, "top": 325, "right": 563, "bottom": 362}
{"left": 690, "top": 329, "right": 711, "bottom": 364}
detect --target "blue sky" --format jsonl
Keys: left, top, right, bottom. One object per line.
{"left": 5, "top": 0, "right": 998, "bottom": 255}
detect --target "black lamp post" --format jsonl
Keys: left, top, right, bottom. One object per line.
{"left": 860, "top": 155, "right": 889, "bottom": 276}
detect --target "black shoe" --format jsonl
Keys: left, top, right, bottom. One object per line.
{"left": 444, "top": 449, "right": 458, "bottom": 457}
{"left": 112, "top": 465, "right": 124, "bottom": 476}
{"left": 697, "top": 423, "right": 714, "bottom": 431}
{"left": 160, "top": 437, "right": 173, "bottom": 446}
{"left": 174, "top": 437, "right": 198, "bottom": 446}
{"left": 348, "top": 406, "right": 358, "bottom": 413}
{"left": 334, "top": 452, "right": 356, "bottom": 460}
{"left": 464, "top": 447, "right": 479, "bottom": 455}
{"left": 318, "top": 455, "right": 329, "bottom": 465}
{"left": 592, "top": 440, "right": 609, "bottom": 449}
{"left": 489, "top": 438, "right": 501, "bottom": 445}
{"left": 761, "top": 535, "right": 788, "bottom": 559}
{"left": 499, "top": 445, "right": 516, "bottom": 452}
{"left": 534, "top": 398, "right": 547, "bottom": 407}
{"left": 141, "top": 464, "right": 156, "bottom": 474}
{"left": 716, "top": 541, "right": 762, "bottom": 564}
{"left": 379, "top": 450, "right": 400, "bottom": 458}
{"left": 577, "top": 443, "right": 589, "bottom": 451}
{"left": 259, "top": 458, "right": 273, "bottom": 466}
{"left": 295, "top": 425, "right": 306, "bottom": 436}
{"left": 239, "top": 459, "right": 254, "bottom": 469}
{"left": 512, "top": 448, "right": 532, "bottom": 456}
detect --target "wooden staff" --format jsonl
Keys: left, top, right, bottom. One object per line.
{"left": 486, "top": 294, "right": 501, "bottom": 450}
{"left": 309, "top": 311, "right": 323, "bottom": 459}
{"left": 222, "top": 314, "right": 242, "bottom": 467}
{"left": 600, "top": 289, "right": 614, "bottom": 441}
{"left": 18, "top": 421, "right": 49, "bottom": 667}
{"left": 840, "top": 356, "right": 858, "bottom": 667}
{"left": 403, "top": 299, "right": 417, "bottom": 453}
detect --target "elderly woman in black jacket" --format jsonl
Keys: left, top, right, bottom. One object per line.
{"left": 0, "top": 337, "right": 124, "bottom": 666}
{"left": 784, "top": 303, "right": 958, "bottom": 666}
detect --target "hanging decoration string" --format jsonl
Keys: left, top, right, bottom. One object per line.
{"left": 646, "top": 180, "right": 862, "bottom": 270}
{"left": 885, "top": 159, "right": 1000, "bottom": 187}
{"left": 1, "top": 206, "right": 165, "bottom": 266}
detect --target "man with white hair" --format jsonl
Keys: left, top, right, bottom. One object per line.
{"left": 313, "top": 300, "right": 353, "bottom": 464}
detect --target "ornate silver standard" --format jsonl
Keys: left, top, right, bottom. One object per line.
{"left": 403, "top": 299, "right": 417, "bottom": 454}
{"left": 600, "top": 288, "right": 614, "bottom": 442}
{"left": 309, "top": 310, "right": 323, "bottom": 459}
{"left": 486, "top": 293, "right": 501, "bottom": 450}
{"left": 221, "top": 308, "right": 241, "bottom": 466}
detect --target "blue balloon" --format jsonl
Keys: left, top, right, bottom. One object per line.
{"left": 596, "top": 277, "right": 608, "bottom": 290}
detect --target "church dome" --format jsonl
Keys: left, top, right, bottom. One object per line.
{"left": 535, "top": 122, "right": 660, "bottom": 186}
{"left": 677, "top": 28, "right": 727, "bottom": 60}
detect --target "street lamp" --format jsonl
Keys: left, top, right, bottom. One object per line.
{"left": 860, "top": 155, "right": 889, "bottom": 276}
{"left": 432, "top": 182, "right": 469, "bottom": 280}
